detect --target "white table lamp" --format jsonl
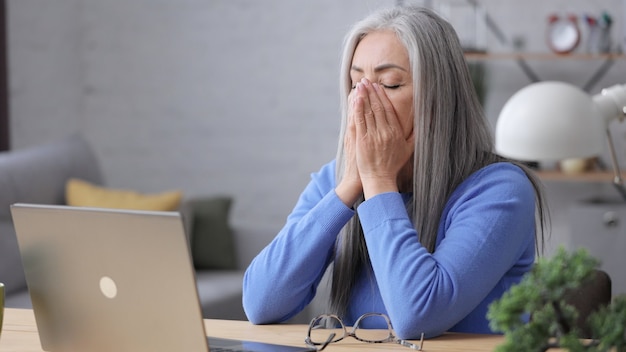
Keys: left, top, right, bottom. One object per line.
{"left": 495, "top": 81, "right": 626, "bottom": 196}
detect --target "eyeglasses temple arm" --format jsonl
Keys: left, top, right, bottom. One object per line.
{"left": 396, "top": 332, "right": 424, "bottom": 351}
{"left": 313, "top": 332, "right": 336, "bottom": 352}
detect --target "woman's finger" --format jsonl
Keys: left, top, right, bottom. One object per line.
{"left": 353, "top": 91, "right": 367, "bottom": 139}
{"left": 372, "top": 83, "right": 398, "bottom": 128}
{"left": 367, "top": 82, "right": 390, "bottom": 127}
{"left": 357, "top": 80, "right": 376, "bottom": 130}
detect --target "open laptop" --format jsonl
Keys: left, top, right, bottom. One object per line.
{"left": 10, "top": 203, "right": 313, "bottom": 352}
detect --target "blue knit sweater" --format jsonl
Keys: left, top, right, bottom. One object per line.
{"left": 243, "top": 160, "right": 536, "bottom": 339}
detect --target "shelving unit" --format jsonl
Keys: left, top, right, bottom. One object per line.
{"left": 465, "top": 52, "right": 626, "bottom": 92}
{"left": 465, "top": 52, "right": 626, "bottom": 182}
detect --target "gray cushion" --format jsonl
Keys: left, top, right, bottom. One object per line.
{"left": 4, "top": 287, "right": 32, "bottom": 308}
{"left": 0, "top": 134, "right": 103, "bottom": 219}
{"left": 0, "top": 221, "right": 26, "bottom": 295}
{"left": 195, "top": 270, "right": 245, "bottom": 319}
{"left": 188, "top": 197, "right": 237, "bottom": 270}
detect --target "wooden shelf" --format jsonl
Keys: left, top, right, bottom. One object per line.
{"left": 534, "top": 170, "right": 625, "bottom": 182}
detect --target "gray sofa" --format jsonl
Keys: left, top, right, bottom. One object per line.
{"left": 0, "top": 135, "right": 247, "bottom": 320}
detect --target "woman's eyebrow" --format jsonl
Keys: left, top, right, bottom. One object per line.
{"left": 351, "top": 63, "right": 408, "bottom": 73}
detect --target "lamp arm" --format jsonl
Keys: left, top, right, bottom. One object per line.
{"left": 605, "top": 128, "right": 626, "bottom": 201}
{"left": 593, "top": 84, "right": 626, "bottom": 201}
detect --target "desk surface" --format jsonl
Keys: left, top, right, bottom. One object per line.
{"left": 0, "top": 308, "right": 506, "bottom": 351}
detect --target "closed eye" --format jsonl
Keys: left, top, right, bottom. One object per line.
{"left": 383, "top": 84, "right": 401, "bottom": 90}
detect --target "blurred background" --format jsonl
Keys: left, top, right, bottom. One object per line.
{"left": 4, "top": 0, "right": 626, "bottom": 284}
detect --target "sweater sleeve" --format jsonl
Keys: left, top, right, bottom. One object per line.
{"left": 357, "top": 163, "right": 536, "bottom": 339}
{"left": 242, "top": 160, "right": 354, "bottom": 324}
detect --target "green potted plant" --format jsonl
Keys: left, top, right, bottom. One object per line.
{"left": 488, "top": 247, "right": 626, "bottom": 351}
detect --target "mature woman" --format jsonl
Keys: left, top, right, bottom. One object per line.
{"left": 242, "top": 5, "right": 547, "bottom": 339}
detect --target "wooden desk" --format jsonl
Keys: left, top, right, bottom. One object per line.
{"left": 0, "top": 308, "right": 506, "bottom": 351}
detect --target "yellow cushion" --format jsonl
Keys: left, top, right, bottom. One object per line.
{"left": 66, "top": 178, "right": 182, "bottom": 211}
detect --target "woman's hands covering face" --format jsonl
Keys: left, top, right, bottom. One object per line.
{"left": 335, "top": 88, "right": 364, "bottom": 207}
{"left": 352, "top": 78, "right": 414, "bottom": 199}
{"left": 336, "top": 77, "right": 414, "bottom": 206}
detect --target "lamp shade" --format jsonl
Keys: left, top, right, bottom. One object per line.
{"left": 495, "top": 81, "right": 605, "bottom": 161}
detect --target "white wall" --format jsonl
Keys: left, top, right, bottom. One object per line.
{"left": 7, "top": 0, "right": 626, "bottom": 265}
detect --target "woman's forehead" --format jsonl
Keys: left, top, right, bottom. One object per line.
{"left": 351, "top": 30, "right": 409, "bottom": 71}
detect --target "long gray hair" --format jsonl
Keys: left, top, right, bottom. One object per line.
{"left": 330, "top": 6, "right": 547, "bottom": 317}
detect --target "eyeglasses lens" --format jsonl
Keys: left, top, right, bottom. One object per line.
{"left": 308, "top": 316, "right": 344, "bottom": 345}
{"left": 353, "top": 314, "right": 393, "bottom": 342}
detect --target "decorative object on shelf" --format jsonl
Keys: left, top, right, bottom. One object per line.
{"left": 488, "top": 247, "right": 626, "bottom": 351}
{"left": 546, "top": 13, "right": 581, "bottom": 54}
{"left": 495, "top": 81, "right": 626, "bottom": 199}
{"left": 437, "top": 0, "right": 487, "bottom": 53}
{"left": 559, "top": 157, "right": 598, "bottom": 175}
{"left": 585, "top": 12, "right": 614, "bottom": 54}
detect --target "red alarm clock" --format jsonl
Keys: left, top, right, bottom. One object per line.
{"left": 546, "top": 14, "right": 581, "bottom": 54}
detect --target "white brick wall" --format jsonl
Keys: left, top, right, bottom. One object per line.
{"left": 7, "top": 0, "right": 626, "bottom": 263}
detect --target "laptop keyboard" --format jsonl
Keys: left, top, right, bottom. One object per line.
{"left": 207, "top": 337, "right": 312, "bottom": 352}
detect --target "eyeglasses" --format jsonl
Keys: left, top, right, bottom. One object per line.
{"left": 305, "top": 312, "right": 424, "bottom": 351}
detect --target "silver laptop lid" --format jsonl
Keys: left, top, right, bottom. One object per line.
{"left": 11, "top": 203, "right": 209, "bottom": 352}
